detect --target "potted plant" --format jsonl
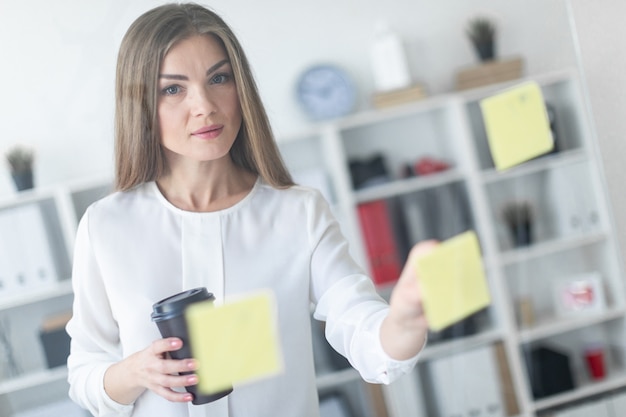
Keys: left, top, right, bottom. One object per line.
{"left": 5, "top": 144, "right": 35, "bottom": 191}
{"left": 501, "top": 201, "right": 534, "bottom": 247}
{"left": 466, "top": 16, "right": 497, "bottom": 62}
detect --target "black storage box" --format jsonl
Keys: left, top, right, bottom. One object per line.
{"left": 39, "top": 312, "right": 72, "bottom": 368}
{"left": 526, "top": 345, "right": 575, "bottom": 399}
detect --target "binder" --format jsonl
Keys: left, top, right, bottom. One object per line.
{"left": 426, "top": 353, "right": 467, "bottom": 417}
{"left": 399, "top": 193, "right": 429, "bottom": 245}
{"left": 0, "top": 209, "right": 18, "bottom": 297}
{"left": 582, "top": 400, "right": 610, "bottom": 417}
{"left": 427, "top": 345, "right": 505, "bottom": 417}
{"left": 463, "top": 346, "right": 504, "bottom": 417}
{"left": 547, "top": 165, "right": 598, "bottom": 238}
{"left": 357, "top": 200, "right": 401, "bottom": 285}
{"left": 608, "top": 391, "right": 626, "bottom": 416}
{"left": 0, "top": 204, "right": 57, "bottom": 296}
{"left": 0, "top": 207, "right": 28, "bottom": 295}
{"left": 15, "top": 204, "right": 57, "bottom": 288}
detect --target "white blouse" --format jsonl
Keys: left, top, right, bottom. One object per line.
{"left": 66, "top": 179, "right": 419, "bottom": 417}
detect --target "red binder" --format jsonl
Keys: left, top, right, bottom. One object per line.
{"left": 357, "top": 200, "right": 402, "bottom": 286}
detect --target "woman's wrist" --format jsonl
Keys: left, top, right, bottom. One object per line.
{"left": 104, "top": 359, "right": 145, "bottom": 405}
{"left": 380, "top": 312, "right": 427, "bottom": 361}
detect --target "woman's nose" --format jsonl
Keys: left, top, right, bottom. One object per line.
{"left": 190, "top": 87, "right": 216, "bottom": 116}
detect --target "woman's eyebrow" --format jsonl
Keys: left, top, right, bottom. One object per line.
{"left": 159, "top": 59, "right": 230, "bottom": 81}
{"left": 159, "top": 73, "right": 188, "bottom": 80}
{"left": 206, "top": 59, "right": 229, "bottom": 76}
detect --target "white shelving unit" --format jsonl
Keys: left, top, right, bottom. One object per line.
{"left": 0, "top": 67, "right": 623, "bottom": 417}
{"left": 0, "top": 178, "right": 112, "bottom": 416}
{"left": 279, "top": 68, "right": 625, "bottom": 417}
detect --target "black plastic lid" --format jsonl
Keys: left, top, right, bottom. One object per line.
{"left": 151, "top": 287, "right": 214, "bottom": 322}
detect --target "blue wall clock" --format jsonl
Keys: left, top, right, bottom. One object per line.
{"left": 296, "top": 64, "right": 356, "bottom": 121}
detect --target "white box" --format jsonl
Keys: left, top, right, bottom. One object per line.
{"left": 552, "top": 272, "right": 606, "bottom": 317}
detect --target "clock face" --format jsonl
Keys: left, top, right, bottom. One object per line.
{"left": 296, "top": 65, "right": 356, "bottom": 121}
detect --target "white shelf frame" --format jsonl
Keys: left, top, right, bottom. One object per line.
{"left": 297, "top": 69, "right": 625, "bottom": 417}
{"left": 0, "top": 280, "right": 73, "bottom": 312}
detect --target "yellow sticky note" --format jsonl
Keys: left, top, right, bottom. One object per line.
{"left": 185, "top": 291, "right": 283, "bottom": 394}
{"left": 480, "top": 81, "right": 554, "bottom": 170}
{"left": 416, "top": 231, "right": 491, "bottom": 331}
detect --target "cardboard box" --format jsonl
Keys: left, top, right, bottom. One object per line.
{"left": 372, "top": 84, "right": 427, "bottom": 109}
{"left": 456, "top": 57, "right": 524, "bottom": 91}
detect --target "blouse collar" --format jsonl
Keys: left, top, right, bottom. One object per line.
{"left": 147, "top": 176, "right": 261, "bottom": 217}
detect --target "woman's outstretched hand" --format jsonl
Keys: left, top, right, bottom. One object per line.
{"left": 380, "top": 240, "right": 438, "bottom": 360}
{"left": 103, "top": 337, "right": 198, "bottom": 405}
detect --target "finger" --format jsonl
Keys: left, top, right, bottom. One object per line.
{"left": 152, "top": 385, "right": 194, "bottom": 403}
{"left": 156, "top": 357, "right": 197, "bottom": 376}
{"left": 153, "top": 372, "right": 199, "bottom": 390}
{"left": 152, "top": 338, "right": 184, "bottom": 356}
{"left": 400, "top": 240, "right": 439, "bottom": 280}
{"left": 410, "top": 240, "right": 439, "bottom": 259}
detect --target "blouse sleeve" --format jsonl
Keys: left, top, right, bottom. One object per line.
{"left": 307, "top": 190, "right": 421, "bottom": 384}
{"left": 65, "top": 206, "right": 134, "bottom": 417}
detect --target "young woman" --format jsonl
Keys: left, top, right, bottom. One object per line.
{"left": 66, "top": 3, "right": 433, "bottom": 417}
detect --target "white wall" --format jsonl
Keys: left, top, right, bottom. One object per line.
{"left": 0, "top": 0, "right": 577, "bottom": 197}
{"left": 566, "top": 0, "right": 626, "bottom": 269}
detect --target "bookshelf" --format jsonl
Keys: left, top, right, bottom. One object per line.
{"left": 278, "top": 68, "right": 625, "bottom": 417}
{"left": 0, "top": 178, "right": 112, "bottom": 416}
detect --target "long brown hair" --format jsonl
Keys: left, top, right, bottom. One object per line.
{"left": 114, "top": 3, "right": 294, "bottom": 191}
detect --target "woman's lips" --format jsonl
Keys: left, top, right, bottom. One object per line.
{"left": 192, "top": 125, "right": 223, "bottom": 139}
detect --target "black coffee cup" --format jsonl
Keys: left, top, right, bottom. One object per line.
{"left": 151, "top": 287, "right": 233, "bottom": 405}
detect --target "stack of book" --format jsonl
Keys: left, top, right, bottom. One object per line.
{"left": 371, "top": 84, "right": 427, "bottom": 109}
{"left": 455, "top": 56, "right": 524, "bottom": 91}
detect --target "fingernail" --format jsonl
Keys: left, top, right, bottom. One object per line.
{"left": 185, "top": 394, "right": 193, "bottom": 401}
{"left": 187, "top": 375, "right": 198, "bottom": 384}
{"left": 187, "top": 360, "right": 195, "bottom": 369}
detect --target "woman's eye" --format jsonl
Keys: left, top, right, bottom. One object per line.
{"left": 211, "top": 73, "right": 231, "bottom": 85}
{"left": 161, "top": 85, "right": 181, "bottom": 95}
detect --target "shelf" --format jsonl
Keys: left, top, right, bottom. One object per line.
{"left": 498, "top": 232, "right": 607, "bottom": 265}
{"left": 532, "top": 369, "right": 626, "bottom": 412}
{"left": 353, "top": 169, "right": 465, "bottom": 203}
{"left": 0, "top": 279, "right": 73, "bottom": 312}
{"left": 315, "top": 367, "right": 360, "bottom": 391}
{"left": 0, "top": 188, "right": 58, "bottom": 209}
{"left": 419, "top": 329, "right": 502, "bottom": 361}
{"left": 332, "top": 94, "right": 453, "bottom": 131}
{"left": 0, "top": 366, "right": 67, "bottom": 395}
{"left": 458, "top": 68, "right": 579, "bottom": 103}
{"left": 481, "top": 149, "right": 586, "bottom": 184}
{"left": 517, "top": 307, "right": 626, "bottom": 343}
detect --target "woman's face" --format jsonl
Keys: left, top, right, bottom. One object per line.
{"left": 157, "top": 35, "right": 242, "bottom": 166}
